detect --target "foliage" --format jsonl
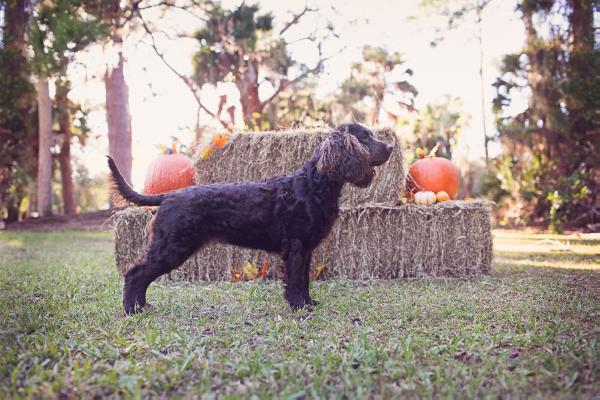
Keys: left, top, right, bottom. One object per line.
{"left": 54, "top": 76, "right": 92, "bottom": 144}
{"left": 336, "top": 46, "right": 417, "bottom": 126}
{"left": 29, "top": 0, "right": 104, "bottom": 217}
{"left": 0, "top": 1, "right": 36, "bottom": 223}
{"left": 0, "top": 230, "right": 598, "bottom": 397}
{"left": 419, "top": 0, "right": 493, "bottom": 46}
{"left": 273, "top": 79, "right": 335, "bottom": 128}
{"left": 191, "top": 3, "right": 308, "bottom": 129}
{"left": 0, "top": 49, "right": 35, "bottom": 161}
{"left": 412, "top": 95, "right": 469, "bottom": 159}
{"left": 29, "top": 0, "right": 102, "bottom": 153}
{"left": 73, "top": 162, "right": 109, "bottom": 212}
{"left": 491, "top": 0, "right": 599, "bottom": 230}
{"left": 193, "top": 4, "right": 278, "bottom": 83}
{"left": 30, "top": 0, "right": 106, "bottom": 77}
{"left": 1, "top": 0, "right": 105, "bottom": 221}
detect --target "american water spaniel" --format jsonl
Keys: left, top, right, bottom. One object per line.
{"left": 108, "top": 123, "right": 393, "bottom": 315}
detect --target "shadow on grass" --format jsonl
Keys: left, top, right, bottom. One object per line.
{"left": 496, "top": 250, "right": 599, "bottom": 267}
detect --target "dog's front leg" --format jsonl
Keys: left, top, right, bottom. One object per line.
{"left": 282, "top": 239, "right": 313, "bottom": 310}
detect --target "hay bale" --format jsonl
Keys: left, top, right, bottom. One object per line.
{"left": 316, "top": 201, "right": 493, "bottom": 279}
{"left": 113, "top": 207, "right": 154, "bottom": 274}
{"left": 194, "top": 128, "right": 404, "bottom": 208}
{"left": 113, "top": 201, "right": 493, "bottom": 281}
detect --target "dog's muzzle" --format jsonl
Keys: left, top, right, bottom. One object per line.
{"left": 371, "top": 143, "right": 394, "bottom": 166}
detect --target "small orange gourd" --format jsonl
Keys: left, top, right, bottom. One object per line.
{"left": 436, "top": 191, "right": 450, "bottom": 202}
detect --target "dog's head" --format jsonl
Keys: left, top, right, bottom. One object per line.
{"left": 317, "top": 123, "right": 394, "bottom": 187}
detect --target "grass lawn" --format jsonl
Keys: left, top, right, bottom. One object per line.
{"left": 0, "top": 230, "right": 598, "bottom": 398}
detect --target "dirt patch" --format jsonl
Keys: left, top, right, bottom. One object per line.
{"left": 4, "top": 210, "right": 114, "bottom": 232}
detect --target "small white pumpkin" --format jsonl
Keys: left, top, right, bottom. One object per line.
{"left": 414, "top": 190, "right": 437, "bottom": 205}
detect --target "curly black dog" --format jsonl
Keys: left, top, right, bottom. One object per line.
{"left": 108, "top": 123, "right": 393, "bottom": 315}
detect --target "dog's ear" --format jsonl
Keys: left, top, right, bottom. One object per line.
{"left": 317, "top": 127, "right": 373, "bottom": 187}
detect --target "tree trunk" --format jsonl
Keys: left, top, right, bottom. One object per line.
{"left": 194, "top": 105, "right": 203, "bottom": 149}
{"left": 55, "top": 80, "right": 76, "bottom": 215}
{"left": 105, "top": 45, "right": 133, "bottom": 186}
{"left": 371, "top": 78, "right": 385, "bottom": 126}
{"left": 3, "top": 0, "right": 28, "bottom": 55}
{"left": 522, "top": 10, "right": 562, "bottom": 159}
{"left": 566, "top": 0, "right": 596, "bottom": 153}
{"left": 237, "top": 61, "right": 262, "bottom": 129}
{"left": 100, "top": 0, "right": 133, "bottom": 208}
{"left": 1, "top": 0, "right": 30, "bottom": 222}
{"left": 566, "top": 0, "right": 599, "bottom": 218}
{"left": 28, "top": 180, "right": 36, "bottom": 217}
{"left": 36, "top": 78, "right": 53, "bottom": 217}
{"left": 476, "top": 2, "right": 490, "bottom": 163}
{"left": 4, "top": 194, "right": 20, "bottom": 223}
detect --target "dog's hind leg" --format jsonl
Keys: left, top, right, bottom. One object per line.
{"left": 282, "top": 239, "right": 314, "bottom": 310}
{"left": 123, "top": 227, "right": 203, "bottom": 315}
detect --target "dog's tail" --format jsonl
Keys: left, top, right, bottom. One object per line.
{"left": 107, "top": 156, "right": 166, "bottom": 207}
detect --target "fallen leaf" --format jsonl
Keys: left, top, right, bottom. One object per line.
{"left": 454, "top": 351, "right": 482, "bottom": 363}
{"left": 260, "top": 260, "right": 270, "bottom": 279}
{"left": 242, "top": 262, "right": 259, "bottom": 280}
{"left": 201, "top": 146, "right": 214, "bottom": 159}
{"left": 229, "top": 266, "right": 242, "bottom": 282}
{"left": 312, "top": 263, "right": 327, "bottom": 280}
{"left": 212, "top": 134, "right": 229, "bottom": 149}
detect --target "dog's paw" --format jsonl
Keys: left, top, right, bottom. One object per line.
{"left": 290, "top": 301, "right": 317, "bottom": 313}
{"left": 287, "top": 296, "right": 308, "bottom": 311}
{"left": 306, "top": 298, "right": 320, "bottom": 307}
{"left": 289, "top": 301, "right": 306, "bottom": 311}
{"left": 123, "top": 301, "right": 149, "bottom": 316}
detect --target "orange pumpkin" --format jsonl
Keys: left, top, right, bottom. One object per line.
{"left": 407, "top": 156, "right": 459, "bottom": 200}
{"left": 143, "top": 153, "right": 195, "bottom": 194}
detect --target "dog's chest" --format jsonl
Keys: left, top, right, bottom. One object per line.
{"left": 274, "top": 173, "right": 341, "bottom": 244}
{"left": 279, "top": 194, "right": 338, "bottom": 245}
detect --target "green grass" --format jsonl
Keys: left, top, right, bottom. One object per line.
{"left": 1, "top": 230, "right": 598, "bottom": 398}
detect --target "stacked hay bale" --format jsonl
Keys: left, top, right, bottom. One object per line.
{"left": 113, "top": 127, "right": 493, "bottom": 281}
{"left": 114, "top": 201, "right": 493, "bottom": 280}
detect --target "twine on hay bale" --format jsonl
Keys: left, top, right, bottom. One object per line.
{"left": 193, "top": 128, "right": 404, "bottom": 208}
{"left": 112, "top": 200, "right": 493, "bottom": 281}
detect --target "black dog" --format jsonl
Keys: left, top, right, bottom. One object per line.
{"left": 108, "top": 123, "right": 393, "bottom": 314}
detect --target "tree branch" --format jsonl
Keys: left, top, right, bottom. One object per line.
{"left": 279, "top": 5, "right": 318, "bottom": 36}
{"left": 137, "top": 0, "right": 209, "bottom": 22}
{"left": 136, "top": 9, "right": 233, "bottom": 132}
{"left": 260, "top": 43, "right": 345, "bottom": 110}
